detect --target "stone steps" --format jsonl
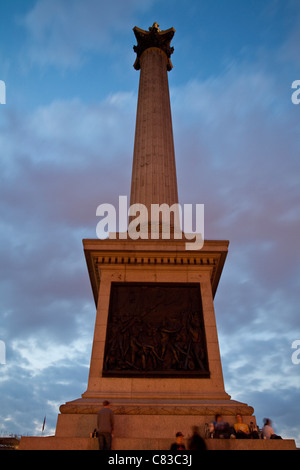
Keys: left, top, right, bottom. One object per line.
{"left": 19, "top": 436, "right": 297, "bottom": 451}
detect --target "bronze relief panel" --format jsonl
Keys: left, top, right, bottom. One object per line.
{"left": 103, "top": 282, "right": 210, "bottom": 378}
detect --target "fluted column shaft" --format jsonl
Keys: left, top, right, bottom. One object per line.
{"left": 130, "top": 47, "right": 179, "bottom": 211}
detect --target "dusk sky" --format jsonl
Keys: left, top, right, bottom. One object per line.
{"left": 0, "top": 0, "right": 299, "bottom": 445}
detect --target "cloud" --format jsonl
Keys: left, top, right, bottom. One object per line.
{"left": 20, "top": 0, "right": 156, "bottom": 68}
{"left": 0, "top": 93, "right": 136, "bottom": 344}
{"left": 0, "top": 357, "right": 90, "bottom": 436}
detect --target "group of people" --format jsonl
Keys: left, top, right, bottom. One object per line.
{"left": 206, "top": 413, "right": 259, "bottom": 439}
{"left": 94, "top": 401, "right": 281, "bottom": 450}
{"left": 207, "top": 414, "right": 282, "bottom": 440}
{"left": 170, "top": 415, "right": 282, "bottom": 450}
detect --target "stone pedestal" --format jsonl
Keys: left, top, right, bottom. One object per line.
{"left": 19, "top": 239, "right": 297, "bottom": 450}
{"left": 53, "top": 238, "right": 255, "bottom": 443}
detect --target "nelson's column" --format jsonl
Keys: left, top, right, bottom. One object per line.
{"left": 19, "top": 23, "right": 296, "bottom": 451}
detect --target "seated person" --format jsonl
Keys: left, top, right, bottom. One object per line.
{"left": 262, "top": 418, "right": 282, "bottom": 439}
{"left": 213, "top": 414, "right": 232, "bottom": 439}
{"left": 208, "top": 422, "right": 215, "bottom": 438}
{"left": 234, "top": 414, "right": 250, "bottom": 438}
{"left": 249, "top": 421, "right": 260, "bottom": 439}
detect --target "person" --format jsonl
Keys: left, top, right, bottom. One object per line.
{"left": 262, "top": 418, "right": 282, "bottom": 440}
{"left": 188, "top": 426, "right": 207, "bottom": 450}
{"left": 206, "top": 422, "right": 215, "bottom": 438}
{"left": 170, "top": 432, "right": 186, "bottom": 450}
{"left": 213, "top": 414, "right": 232, "bottom": 439}
{"left": 249, "top": 421, "right": 260, "bottom": 439}
{"left": 97, "top": 400, "right": 114, "bottom": 450}
{"left": 234, "top": 414, "right": 250, "bottom": 439}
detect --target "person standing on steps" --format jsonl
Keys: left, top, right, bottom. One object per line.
{"left": 97, "top": 400, "right": 114, "bottom": 450}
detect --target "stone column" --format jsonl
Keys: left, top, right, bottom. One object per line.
{"left": 130, "top": 24, "right": 179, "bottom": 231}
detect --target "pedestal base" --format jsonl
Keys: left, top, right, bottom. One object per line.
{"left": 54, "top": 396, "right": 254, "bottom": 438}
{"left": 19, "top": 396, "right": 297, "bottom": 450}
{"left": 19, "top": 436, "right": 297, "bottom": 451}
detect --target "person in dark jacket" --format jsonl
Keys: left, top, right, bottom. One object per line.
{"left": 170, "top": 432, "right": 186, "bottom": 451}
{"left": 188, "top": 426, "right": 207, "bottom": 450}
{"left": 97, "top": 400, "right": 114, "bottom": 450}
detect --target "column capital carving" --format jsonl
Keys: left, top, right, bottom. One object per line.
{"left": 133, "top": 23, "right": 175, "bottom": 71}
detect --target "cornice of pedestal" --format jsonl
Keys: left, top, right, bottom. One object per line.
{"left": 133, "top": 23, "right": 175, "bottom": 71}
{"left": 83, "top": 238, "right": 229, "bottom": 305}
